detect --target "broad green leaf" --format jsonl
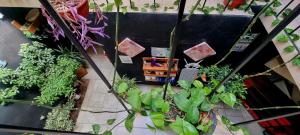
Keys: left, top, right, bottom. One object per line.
{"left": 284, "top": 45, "right": 295, "bottom": 53}
{"left": 141, "top": 92, "right": 151, "bottom": 105}
{"left": 121, "top": 6, "right": 127, "bottom": 15}
{"left": 104, "top": 3, "right": 114, "bottom": 12}
{"left": 114, "top": 0, "right": 122, "bottom": 7}
{"left": 276, "top": 34, "right": 289, "bottom": 42}
{"left": 140, "top": 110, "right": 148, "bottom": 116}
{"left": 203, "top": 87, "right": 212, "bottom": 95}
{"left": 146, "top": 123, "right": 156, "bottom": 132}
{"left": 220, "top": 93, "right": 236, "bottom": 107}
{"left": 193, "top": 80, "right": 203, "bottom": 88}
{"left": 102, "top": 130, "right": 112, "bottom": 135}
{"left": 92, "top": 124, "right": 100, "bottom": 134}
{"left": 174, "top": 91, "right": 190, "bottom": 112}
{"left": 197, "top": 120, "right": 212, "bottom": 133}
{"left": 150, "top": 112, "right": 165, "bottom": 128}
{"left": 221, "top": 116, "right": 231, "bottom": 126}
{"left": 210, "top": 94, "right": 220, "bottom": 104}
{"left": 106, "top": 119, "right": 116, "bottom": 125}
{"left": 117, "top": 82, "right": 128, "bottom": 93}
{"left": 151, "top": 87, "right": 163, "bottom": 98}
{"left": 170, "top": 117, "right": 198, "bottom": 135}
{"left": 164, "top": 83, "right": 175, "bottom": 96}
{"left": 186, "top": 104, "right": 199, "bottom": 124}
{"left": 200, "top": 98, "right": 213, "bottom": 111}
{"left": 177, "top": 80, "right": 191, "bottom": 90}
{"left": 272, "top": 19, "right": 281, "bottom": 26}
{"left": 125, "top": 114, "right": 135, "bottom": 132}
{"left": 241, "top": 127, "right": 250, "bottom": 135}
{"left": 127, "top": 88, "right": 141, "bottom": 112}
{"left": 290, "top": 33, "right": 300, "bottom": 41}
{"left": 152, "top": 98, "right": 169, "bottom": 113}
{"left": 211, "top": 79, "right": 225, "bottom": 93}
{"left": 190, "top": 88, "right": 205, "bottom": 106}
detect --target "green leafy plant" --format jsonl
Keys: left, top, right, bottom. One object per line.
{"left": 36, "top": 56, "right": 80, "bottom": 105}
{"left": 292, "top": 57, "right": 300, "bottom": 67}
{"left": 92, "top": 124, "right": 101, "bottom": 134}
{"left": 216, "top": 3, "right": 224, "bottom": 14}
{"left": 264, "top": 7, "right": 276, "bottom": 16}
{"left": 44, "top": 100, "right": 75, "bottom": 131}
{"left": 276, "top": 34, "right": 289, "bottom": 42}
{"left": 202, "top": 6, "right": 215, "bottom": 15}
{"left": 272, "top": 0, "right": 282, "bottom": 7}
{"left": 116, "top": 65, "right": 248, "bottom": 134}
{"left": 103, "top": 3, "right": 115, "bottom": 12}
{"left": 0, "top": 86, "right": 19, "bottom": 105}
{"left": 0, "top": 68, "right": 17, "bottom": 85}
{"left": 150, "top": 3, "right": 160, "bottom": 10}
{"left": 121, "top": 6, "right": 128, "bottom": 14}
{"left": 282, "top": 8, "right": 292, "bottom": 18}
{"left": 283, "top": 45, "right": 295, "bottom": 53}
{"left": 272, "top": 18, "right": 281, "bottom": 27}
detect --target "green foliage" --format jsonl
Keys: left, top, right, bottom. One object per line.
{"left": 107, "top": 119, "right": 116, "bottom": 125}
{"left": 197, "top": 119, "right": 212, "bottom": 133}
{"left": 23, "top": 31, "right": 47, "bottom": 40}
{"left": 0, "top": 86, "right": 19, "bottom": 105}
{"left": 216, "top": 3, "right": 224, "bottom": 14}
{"left": 282, "top": 8, "right": 292, "bottom": 18}
{"left": 150, "top": 3, "right": 160, "bottom": 10}
{"left": 115, "top": 76, "right": 136, "bottom": 94}
{"left": 125, "top": 113, "right": 135, "bottom": 132}
{"left": 220, "top": 93, "right": 236, "bottom": 107}
{"left": 129, "top": 1, "right": 139, "bottom": 11}
{"left": 121, "top": 6, "right": 128, "bottom": 14}
{"left": 170, "top": 117, "right": 198, "bottom": 135}
{"left": 292, "top": 57, "right": 300, "bottom": 67}
{"left": 202, "top": 6, "right": 215, "bottom": 15}
{"left": 127, "top": 88, "right": 142, "bottom": 112}
{"left": 276, "top": 34, "right": 289, "bottom": 42}
{"left": 102, "top": 131, "right": 112, "bottom": 135}
{"left": 92, "top": 124, "right": 101, "bottom": 134}
{"left": 283, "top": 45, "right": 295, "bottom": 53}
{"left": 44, "top": 100, "right": 75, "bottom": 131}
{"left": 264, "top": 7, "right": 276, "bottom": 16}
{"left": 272, "top": 18, "right": 281, "bottom": 27}
{"left": 272, "top": 0, "right": 282, "bottom": 7}
{"left": 103, "top": 3, "right": 114, "bottom": 12}
{"left": 114, "top": 0, "right": 122, "bottom": 7}
{"left": 0, "top": 68, "right": 16, "bottom": 85}
{"left": 35, "top": 56, "right": 80, "bottom": 105}
{"left": 141, "top": 7, "right": 147, "bottom": 12}
{"left": 177, "top": 80, "right": 191, "bottom": 90}
{"left": 150, "top": 112, "right": 165, "bottom": 128}
{"left": 221, "top": 116, "right": 250, "bottom": 134}
{"left": 173, "top": 0, "right": 180, "bottom": 6}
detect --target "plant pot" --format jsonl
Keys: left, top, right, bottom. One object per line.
{"left": 223, "top": 0, "right": 245, "bottom": 9}
{"left": 50, "top": 0, "right": 89, "bottom": 19}
{"left": 76, "top": 65, "right": 87, "bottom": 78}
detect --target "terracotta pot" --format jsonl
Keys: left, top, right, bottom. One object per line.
{"left": 76, "top": 65, "right": 88, "bottom": 78}
{"left": 223, "top": 0, "right": 245, "bottom": 9}
{"left": 50, "top": 0, "right": 89, "bottom": 19}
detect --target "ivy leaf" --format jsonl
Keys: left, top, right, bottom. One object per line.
{"left": 150, "top": 112, "right": 165, "bottom": 128}
{"left": 272, "top": 0, "right": 282, "bottom": 7}
{"left": 141, "top": 7, "right": 147, "bottom": 12}
{"left": 186, "top": 104, "right": 199, "bottom": 124}
{"left": 283, "top": 45, "right": 295, "bottom": 53}
{"left": 121, "top": 6, "right": 127, "bottom": 15}
{"left": 197, "top": 120, "right": 212, "bottom": 133}
{"left": 92, "top": 124, "right": 100, "bottom": 134}
{"left": 193, "top": 80, "right": 203, "bottom": 88}
{"left": 104, "top": 3, "right": 114, "bottom": 12}
{"left": 276, "top": 34, "right": 289, "bottom": 42}
{"left": 290, "top": 33, "right": 299, "bottom": 41}
{"left": 264, "top": 7, "right": 276, "bottom": 16}
{"left": 125, "top": 113, "right": 135, "bottom": 132}
{"left": 202, "top": 6, "right": 214, "bottom": 15}
{"left": 127, "top": 88, "right": 141, "bottom": 112}
{"left": 220, "top": 93, "right": 236, "bottom": 107}
{"left": 272, "top": 19, "right": 281, "bottom": 27}
{"left": 177, "top": 80, "right": 191, "bottom": 90}
{"left": 170, "top": 117, "right": 198, "bottom": 135}
{"left": 114, "top": 0, "right": 122, "bottom": 7}
{"left": 141, "top": 92, "right": 151, "bottom": 105}
{"left": 146, "top": 123, "right": 156, "bottom": 131}
{"left": 152, "top": 98, "right": 170, "bottom": 113}
{"left": 102, "top": 130, "right": 112, "bottom": 135}
{"left": 282, "top": 8, "right": 292, "bottom": 18}
{"left": 200, "top": 98, "right": 213, "bottom": 111}
{"left": 203, "top": 87, "right": 212, "bottom": 95}
{"left": 292, "top": 57, "right": 300, "bottom": 67}
{"left": 117, "top": 82, "right": 128, "bottom": 93}
{"left": 190, "top": 88, "right": 205, "bottom": 106}
{"left": 174, "top": 91, "right": 190, "bottom": 112}
{"left": 106, "top": 119, "right": 116, "bottom": 125}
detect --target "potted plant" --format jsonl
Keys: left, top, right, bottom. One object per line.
{"left": 115, "top": 65, "right": 248, "bottom": 135}
{"left": 41, "top": 0, "right": 109, "bottom": 53}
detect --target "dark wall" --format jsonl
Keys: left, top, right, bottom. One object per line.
{"left": 97, "top": 13, "right": 252, "bottom": 83}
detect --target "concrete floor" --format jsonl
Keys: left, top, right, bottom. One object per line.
{"left": 74, "top": 47, "right": 264, "bottom": 135}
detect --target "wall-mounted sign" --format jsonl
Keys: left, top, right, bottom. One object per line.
{"left": 232, "top": 33, "right": 259, "bottom": 52}
{"left": 118, "top": 38, "right": 145, "bottom": 58}
{"left": 151, "top": 47, "right": 170, "bottom": 57}
{"left": 184, "top": 42, "right": 216, "bottom": 61}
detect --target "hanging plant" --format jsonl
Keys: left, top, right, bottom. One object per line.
{"left": 41, "top": 0, "right": 109, "bottom": 53}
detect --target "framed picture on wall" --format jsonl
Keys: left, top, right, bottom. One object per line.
{"left": 118, "top": 38, "right": 145, "bottom": 58}
{"left": 184, "top": 42, "right": 216, "bottom": 61}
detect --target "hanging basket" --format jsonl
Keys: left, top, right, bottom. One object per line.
{"left": 223, "top": 0, "right": 245, "bottom": 9}
{"left": 49, "top": 0, "right": 89, "bottom": 19}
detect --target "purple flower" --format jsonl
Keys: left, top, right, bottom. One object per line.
{"left": 41, "top": 3, "right": 109, "bottom": 53}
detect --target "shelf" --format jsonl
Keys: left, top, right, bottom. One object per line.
{"left": 258, "top": 0, "right": 300, "bottom": 90}
{"left": 144, "top": 73, "right": 177, "bottom": 77}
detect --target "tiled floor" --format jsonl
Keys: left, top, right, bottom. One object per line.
{"left": 74, "top": 47, "right": 264, "bottom": 135}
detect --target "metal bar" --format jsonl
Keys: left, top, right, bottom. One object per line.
{"left": 129, "top": 0, "right": 133, "bottom": 9}
{"left": 244, "top": 0, "right": 255, "bottom": 12}
{"left": 154, "top": 0, "right": 156, "bottom": 10}
{"left": 0, "top": 124, "right": 92, "bottom": 135}
{"left": 163, "top": 0, "right": 186, "bottom": 99}
{"left": 211, "top": 4, "right": 300, "bottom": 95}
{"left": 38, "top": 0, "right": 131, "bottom": 114}
{"left": 233, "top": 111, "right": 300, "bottom": 126}
{"left": 202, "top": 0, "right": 207, "bottom": 9}
{"left": 276, "top": 0, "right": 294, "bottom": 17}
{"left": 224, "top": 0, "right": 230, "bottom": 12}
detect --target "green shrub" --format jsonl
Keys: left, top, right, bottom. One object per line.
{"left": 35, "top": 56, "right": 80, "bottom": 105}
{"left": 0, "top": 68, "right": 17, "bottom": 85}
{"left": 0, "top": 86, "right": 19, "bottom": 105}
{"left": 44, "top": 100, "right": 75, "bottom": 131}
